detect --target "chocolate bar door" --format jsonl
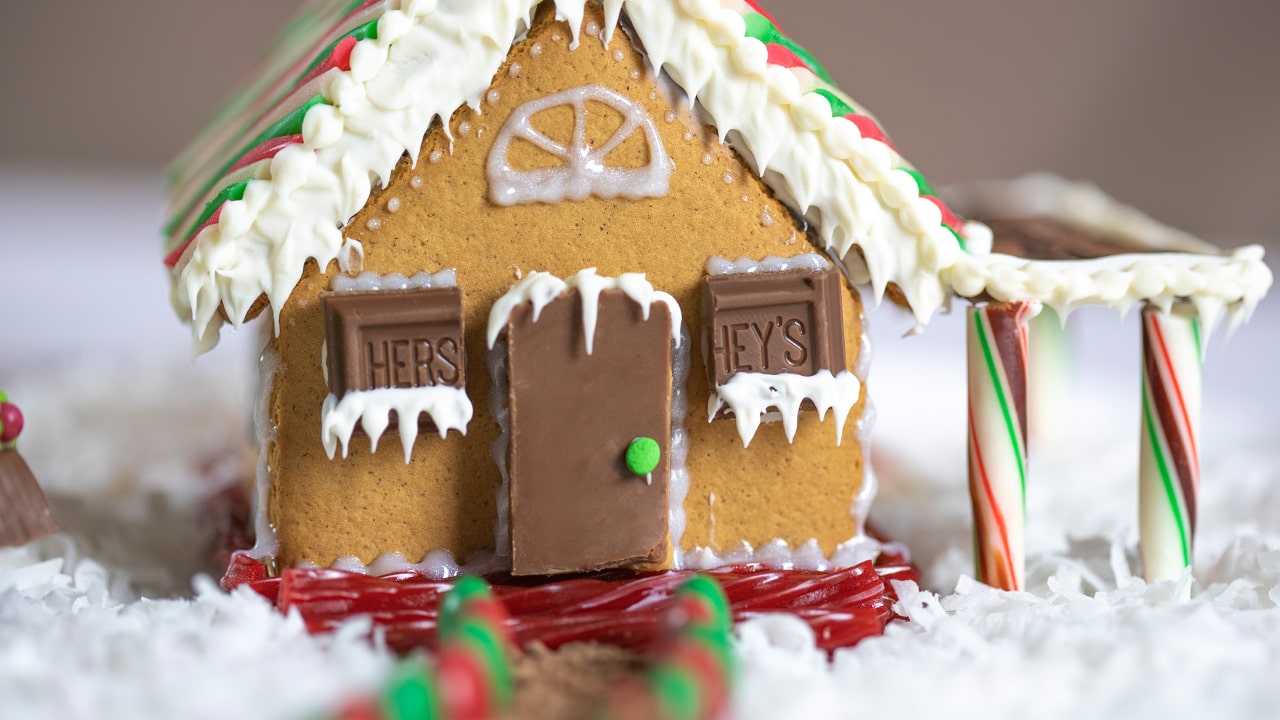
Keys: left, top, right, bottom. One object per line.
{"left": 506, "top": 289, "right": 673, "bottom": 575}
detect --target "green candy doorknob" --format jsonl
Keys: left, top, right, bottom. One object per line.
{"left": 626, "top": 437, "right": 661, "bottom": 478}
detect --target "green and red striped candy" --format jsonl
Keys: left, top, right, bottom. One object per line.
{"left": 652, "top": 575, "right": 737, "bottom": 720}
{"left": 315, "top": 576, "right": 513, "bottom": 720}
{"left": 966, "top": 302, "right": 1032, "bottom": 591}
{"left": 1138, "top": 306, "right": 1202, "bottom": 584}
{"left": 436, "top": 576, "right": 514, "bottom": 714}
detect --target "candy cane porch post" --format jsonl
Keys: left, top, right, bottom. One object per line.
{"left": 967, "top": 302, "right": 1033, "bottom": 591}
{"left": 1138, "top": 303, "right": 1202, "bottom": 585}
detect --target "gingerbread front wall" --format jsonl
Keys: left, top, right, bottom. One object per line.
{"left": 267, "top": 3, "right": 867, "bottom": 568}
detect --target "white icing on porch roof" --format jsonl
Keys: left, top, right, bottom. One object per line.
{"left": 941, "top": 174, "right": 1272, "bottom": 339}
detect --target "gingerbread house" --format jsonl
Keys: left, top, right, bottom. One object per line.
{"left": 163, "top": 0, "right": 1270, "bottom": 586}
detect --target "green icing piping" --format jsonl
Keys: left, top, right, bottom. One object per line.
{"left": 741, "top": 13, "right": 835, "bottom": 85}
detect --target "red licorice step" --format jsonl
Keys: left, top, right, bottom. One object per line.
{"left": 224, "top": 554, "right": 919, "bottom": 654}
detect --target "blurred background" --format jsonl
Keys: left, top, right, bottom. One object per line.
{"left": 1, "top": 0, "right": 1278, "bottom": 242}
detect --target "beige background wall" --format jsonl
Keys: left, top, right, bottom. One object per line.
{"left": 1, "top": 1, "right": 1276, "bottom": 242}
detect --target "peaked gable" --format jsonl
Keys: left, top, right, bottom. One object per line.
{"left": 163, "top": 0, "right": 982, "bottom": 352}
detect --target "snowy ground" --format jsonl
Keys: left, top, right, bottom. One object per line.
{"left": 1, "top": 170, "right": 1278, "bottom": 719}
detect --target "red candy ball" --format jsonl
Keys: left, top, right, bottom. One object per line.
{"left": 0, "top": 402, "right": 22, "bottom": 443}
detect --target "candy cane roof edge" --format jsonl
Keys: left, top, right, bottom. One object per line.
{"left": 162, "top": 0, "right": 1269, "bottom": 354}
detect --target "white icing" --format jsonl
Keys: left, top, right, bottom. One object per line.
{"left": 329, "top": 267, "right": 456, "bottom": 292}
{"left": 486, "top": 272, "right": 569, "bottom": 348}
{"left": 246, "top": 336, "right": 280, "bottom": 562}
{"left": 709, "top": 369, "right": 860, "bottom": 448}
{"left": 705, "top": 252, "right": 830, "bottom": 276}
{"left": 945, "top": 246, "right": 1272, "bottom": 342}
{"left": 941, "top": 173, "right": 1273, "bottom": 338}
{"left": 487, "top": 84, "right": 671, "bottom": 206}
{"left": 486, "top": 268, "right": 682, "bottom": 351}
{"left": 683, "top": 535, "right": 887, "bottom": 572}
{"left": 336, "top": 238, "right": 364, "bottom": 274}
{"left": 166, "top": 2, "right": 1267, "bottom": 356}
{"left": 324, "top": 548, "right": 507, "bottom": 579}
{"left": 668, "top": 326, "right": 693, "bottom": 568}
{"left": 320, "top": 385, "right": 473, "bottom": 463}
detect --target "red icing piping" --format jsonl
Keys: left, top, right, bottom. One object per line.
{"left": 764, "top": 43, "right": 806, "bottom": 70}
{"left": 744, "top": 0, "right": 784, "bottom": 32}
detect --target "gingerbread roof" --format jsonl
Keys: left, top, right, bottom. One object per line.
{"left": 163, "top": 0, "right": 992, "bottom": 351}
{"left": 163, "top": 0, "right": 1268, "bottom": 352}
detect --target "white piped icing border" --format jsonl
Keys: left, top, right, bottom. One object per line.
{"left": 946, "top": 247, "right": 1270, "bottom": 341}
{"left": 705, "top": 252, "right": 830, "bottom": 276}
{"left": 709, "top": 369, "right": 860, "bottom": 448}
{"left": 331, "top": 267, "right": 456, "bottom": 292}
{"left": 487, "top": 268, "right": 682, "bottom": 351}
{"left": 941, "top": 173, "right": 1272, "bottom": 338}
{"left": 320, "top": 385, "right": 473, "bottom": 463}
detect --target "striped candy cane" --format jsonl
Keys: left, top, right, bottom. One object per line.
{"left": 1139, "top": 305, "right": 1202, "bottom": 584}
{"left": 967, "top": 302, "right": 1032, "bottom": 591}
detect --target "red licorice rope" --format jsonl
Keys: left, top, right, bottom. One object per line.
{"left": 222, "top": 552, "right": 918, "bottom": 654}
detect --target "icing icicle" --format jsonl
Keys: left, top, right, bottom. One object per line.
{"left": 966, "top": 301, "right": 1032, "bottom": 592}
{"left": 1139, "top": 304, "right": 1202, "bottom": 586}
{"left": 487, "top": 268, "right": 682, "bottom": 351}
{"left": 321, "top": 386, "right": 473, "bottom": 463}
{"left": 709, "top": 369, "right": 860, "bottom": 448}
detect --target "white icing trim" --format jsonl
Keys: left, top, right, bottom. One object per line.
{"left": 320, "top": 385, "right": 473, "bottom": 463}
{"left": 322, "top": 548, "right": 507, "bottom": 579}
{"left": 946, "top": 246, "right": 1272, "bottom": 341}
{"left": 705, "top": 252, "right": 830, "bottom": 276}
{"left": 247, "top": 335, "right": 280, "bottom": 562}
{"left": 683, "top": 536, "right": 887, "bottom": 572}
{"left": 336, "top": 238, "right": 365, "bottom": 274}
{"left": 486, "top": 268, "right": 682, "bottom": 351}
{"left": 709, "top": 369, "right": 860, "bottom": 448}
{"left": 330, "top": 268, "right": 456, "bottom": 292}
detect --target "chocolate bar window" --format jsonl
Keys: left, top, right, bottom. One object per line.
{"left": 322, "top": 286, "right": 466, "bottom": 397}
{"left": 701, "top": 266, "right": 846, "bottom": 389}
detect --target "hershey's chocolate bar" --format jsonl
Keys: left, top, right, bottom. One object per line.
{"left": 322, "top": 286, "right": 465, "bottom": 398}
{"left": 701, "top": 266, "right": 846, "bottom": 389}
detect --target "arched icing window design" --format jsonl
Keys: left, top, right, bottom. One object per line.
{"left": 487, "top": 84, "right": 671, "bottom": 206}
